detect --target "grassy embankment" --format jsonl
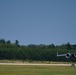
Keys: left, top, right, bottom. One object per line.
{"left": 0, "top": 59, "right": 76, "bottom": 64}
{"left": 0, "top": 65, "right": 76, "bottom": 75}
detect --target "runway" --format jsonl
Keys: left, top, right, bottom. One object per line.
{"left": 0, "top": 63, "right": 75, "bottom": 66}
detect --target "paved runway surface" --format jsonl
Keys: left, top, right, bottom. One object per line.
{"left": 0, "top": 63, "right": 75, "bottom": 66}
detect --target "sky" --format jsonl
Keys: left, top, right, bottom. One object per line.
{"left": 0, "top": 0, "right": 76, "bottom": 45}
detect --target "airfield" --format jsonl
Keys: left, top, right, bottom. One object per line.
{"left": 0, "top": 63, "right": 76, "bottom": 75}
{"left": 0, "top": 63, "right": 75, "bottom": 66}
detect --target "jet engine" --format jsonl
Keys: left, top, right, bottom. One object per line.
{"left": 74, "top": 53, "right": 76, "bottom": 57}
{"left": 66, "top": 53, "right": 71, "bottom": 58}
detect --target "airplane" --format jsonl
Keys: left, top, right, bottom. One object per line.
{"left": 57, "top": 52, "right": 76, "bottom": 58}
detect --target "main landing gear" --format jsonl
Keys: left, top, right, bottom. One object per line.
{"left": 71, "top": 64, "right": 75, "bottom": 67}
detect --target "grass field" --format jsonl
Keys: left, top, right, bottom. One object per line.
{"left": 0, "top": 65, "right": 76, "bottom": 75}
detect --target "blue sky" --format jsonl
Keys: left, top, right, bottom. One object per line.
{"left": 0, "top": 0, "right": 76, "bottom": 45}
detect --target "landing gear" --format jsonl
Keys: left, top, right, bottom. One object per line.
{"left": 67, "top": 58, "right": 75, "bottom": 67}
{"left": 71, "top": 64, "right": 75, "bottom": 67}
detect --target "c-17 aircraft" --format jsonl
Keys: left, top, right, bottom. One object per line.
{"left": 57, "top": 52, "right": 76, "bottom": 67}
{"left": 57, "top": 52, "right": 76, "bottom": 58}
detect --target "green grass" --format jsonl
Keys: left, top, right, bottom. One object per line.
{"left": 0, "top": 65, "right": 76, "bottom": 75}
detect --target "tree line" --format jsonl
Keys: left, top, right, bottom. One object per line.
{"left": 0, "top": 39, "right": 76, "bottom": 62}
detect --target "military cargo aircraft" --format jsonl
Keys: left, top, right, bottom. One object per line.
{"left": 57, "top": 52, "right": 76, "bottom": 58}
{"left": 57, "top": 52, "right": 76, "bottom": 67}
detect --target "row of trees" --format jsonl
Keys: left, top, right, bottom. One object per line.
{"left": 0, "top": 39, "right": 76, "bottom": 50}
{"left": 0, "top": 39, "right": 76, "bottom": 62}
{"left": 0, "top": 39, "right": 19, "bottom": 46}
